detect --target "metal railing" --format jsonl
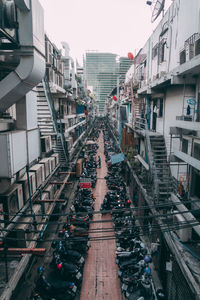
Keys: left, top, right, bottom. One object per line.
{"left": 134, "top": 117, "right": 160, "bottom": 203}
{"left": 43, "top": 75, "right": 69, "bottom": 165}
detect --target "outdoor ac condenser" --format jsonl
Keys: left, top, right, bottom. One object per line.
{"left": 173, "top": 211, "right": 192, "bottom": 242}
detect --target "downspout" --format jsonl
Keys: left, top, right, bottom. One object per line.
{"left": 0, "top": 0, "right": 45, "bottom": 112}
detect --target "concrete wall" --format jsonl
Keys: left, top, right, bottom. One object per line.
{"left": 136, "top": 0, "right": 200, "bottom": 83}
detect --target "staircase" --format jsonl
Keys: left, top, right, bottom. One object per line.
{"left": 37, "top": 83, "right": 55, "bottom": 136}
{"left": 36, "top": 77, "right": 69, "bottom": 167}
{"left": 133, "top": 99, "right": 144, "bottom": 127}
{"left": 150, "top": 135, "right": 172, "bottom": 202}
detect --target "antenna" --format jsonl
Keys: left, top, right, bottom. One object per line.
{"left": 148, "top": 0, "right": 165, "bottom": 23}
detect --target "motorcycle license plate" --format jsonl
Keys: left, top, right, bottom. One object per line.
{"left": 76, "top": 272, "right": 82, "bottom": 279}
{"left": 122, "top": 283, "right": 128, "bottom": 291}
{"left": 79, "top": 257, "right": 85, "bottom": 264}
{"left": 72, "top": 285, "right": 77, "bottom": 293}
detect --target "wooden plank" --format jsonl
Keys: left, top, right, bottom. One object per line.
{"left": 35, "top": 199, "right": 65, "bottom": 203}
{"left": 0, "top": 248, "right": 46, "bottom": 254}
{"left": 49, "top": 181, "right": 72, "bottom": 185}
{"left": 58, "top": 172, "right": 76, "bottom": 175}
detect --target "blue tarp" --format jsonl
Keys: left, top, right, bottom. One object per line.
{"left": 111, "top": 153, "right": 125, "bottom": 165}
{"left": 76, "top": 105, "right": 85, "bottom": 114}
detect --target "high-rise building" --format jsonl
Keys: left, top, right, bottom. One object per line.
{"left": 84, "top": 51, "right": 133, "bottom": 113}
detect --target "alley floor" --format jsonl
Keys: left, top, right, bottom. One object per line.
{"left": 80, "top": 131, "right": 123, "bottom": 300}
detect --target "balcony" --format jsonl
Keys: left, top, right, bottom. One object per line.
{"left": 174, "top": 118, "right": 200, "bottom": 132}
{"left": 64, "top": 120, "right": 86, "bottom": 136}
{"left": 174, "top": 150, "right": 200, "bottom": 171}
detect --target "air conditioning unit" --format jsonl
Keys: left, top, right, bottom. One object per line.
{"left": 29, "top": 164, "right": 43, "bottom": 188}
{"left": 173, "top": 211, "right": 192, "bottom": 242}
{"left": 13, "top": 215, "right": 34, "bottom": 248}
{"left": 52, "top": 153, "right": 59, "bottom": 166}
{"left": 66, "top": 136, "right": 73, "bottom": 151}
{"left": 18, "top": 172, "right": 36, "bottom": 204}
{"left": 41, "top": 136, "right": 52, "bottom": 154}
{"left": 42, "top": 184, "right": 55, "bottom": 213}
{"left": 49, "top": 156, "right": 56, "bottom": 172}
{"left": 0, "top": 130, "right": 27, "bottom": 178}
{"left": 39, "top": 158, "right": 51, "bottom": 178}
{"left": 46, "top": 41, "right": 53, "bottom": 65}
{"left": 0, "top": 184, "right": 24, "bottom": 225}
{"left": 40, "top": 164, "right": 45, "bottom": 182}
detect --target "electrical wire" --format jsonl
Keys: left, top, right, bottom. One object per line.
{"left": 0, "top": 218, "right": 199, "bottom": 245}
{"left": 0, "top": 205, "right": 200, "bottom": 229}
{"left": 0, "top": 193, "right": 198, "bottom": 219}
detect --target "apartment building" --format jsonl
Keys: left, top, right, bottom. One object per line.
{"left": 107, "top": 0, "right": 200, "bottom": 298}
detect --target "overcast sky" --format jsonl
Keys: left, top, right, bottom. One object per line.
{"left": 39, "top": 0, "right": 173, "bottom": 65}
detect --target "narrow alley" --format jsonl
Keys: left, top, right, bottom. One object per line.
{"left": 80, "top": 131, "right": 123, "bottom": 300}
{"left": 1, "top": 1, "right": 200, "bottom": 299}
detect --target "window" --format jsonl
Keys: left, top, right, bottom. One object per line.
{"left": 192, "top": 170, "right": 200, "bottom": 198}
{"left": 160, "top": 42, "right": 166, "bottom": 63}
{"left": 182, "top": 139, "right": 188, "bottom": 154}
{"left": 193, "top": 142, "right": 200, "bottom": 160}
{"left": 159, "top": 98, "right": 163, "bottom": 117}
{"left": 195, "top": 39, "right": 200, "bottom": 56}
{"left": 152, "top": 44, "right": 159, "bottom": 58}
{"left": 180, "top": 50, "right": 186, "bottom": 64}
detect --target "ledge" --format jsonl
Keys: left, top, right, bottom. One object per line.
{"left": 174, "top": 150, "right": 200, "bottom": 171}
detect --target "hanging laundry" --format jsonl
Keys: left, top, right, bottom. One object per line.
{"left": 186, "top": 104, "right": 191, "bottom": 115}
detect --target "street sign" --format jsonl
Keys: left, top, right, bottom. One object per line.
{"left": 80, "top": 177, "right": 91, "bottom": 189}
{"left": 111, "top": 153, "right": 125, "bottom": 165}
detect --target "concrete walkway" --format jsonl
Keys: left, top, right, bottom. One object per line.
{"left": 80, "top": 131, "right": 123, "bottom": 300}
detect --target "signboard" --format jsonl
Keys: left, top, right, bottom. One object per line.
{"left": 187, "top": 98, "right": 196, "bottom": 106}
{"left": 111, "top": 153, "right": 125, "bottom": 165}
{"left": 80, "top": 182, "right": 91, "bottom": 189}
{"left": 80, "top": 177, "right": 91, "bottom": 189}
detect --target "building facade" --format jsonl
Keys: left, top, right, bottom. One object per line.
{"left": 107, "top": 0, "right": 200, "bottom": 299}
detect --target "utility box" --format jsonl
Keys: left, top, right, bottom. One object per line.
{"left": 0, "top": 130, "right": 27, "bottom": 178}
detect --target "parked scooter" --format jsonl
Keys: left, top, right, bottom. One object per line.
{"left": 35, "top": 267, "right": 77, "bottom": 300}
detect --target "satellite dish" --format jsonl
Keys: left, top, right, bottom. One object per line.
{"left": 151, "top": 0, "right": 165, "bottom": 23}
